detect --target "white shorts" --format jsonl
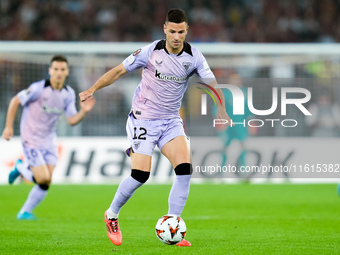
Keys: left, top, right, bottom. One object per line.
{"left": 22, "top": 145, "right": 58, "bottom": 167}
{"left": 126, "top": 113, "right": 187, "bottom": 156}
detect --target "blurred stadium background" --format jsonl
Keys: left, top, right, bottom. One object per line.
{"left": 1, "top": 2, "right": 340, "bottom": 254}
{"left": 1, "top": 0, "right": 340, "bottom": 184}
{"left": 1, "top": 0, "right": 340, "bottom": 43}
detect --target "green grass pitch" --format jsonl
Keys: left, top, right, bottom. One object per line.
{"left": 0, "top": 183, "right": 339, "bottom": 254}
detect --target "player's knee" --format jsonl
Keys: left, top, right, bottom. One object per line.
{"left": 174, "top": 163, "right": 192, "bottom": 175}
{"left": 38, "top": 184, "right": 49, "bottom": 190}
{"left": 131, "top": 169, "right": 150, "bottom": 183}
{"left": 35, "top": 176, "right": 51, "bottom": 186}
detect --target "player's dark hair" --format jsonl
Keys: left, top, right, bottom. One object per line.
{"left": 51, "top": 55, "right": 68, "bottom": 64}
{"left": 165, "top": 8, "right": 188, "bottom": 24}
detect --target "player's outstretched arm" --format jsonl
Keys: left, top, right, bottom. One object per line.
{"left": 67, "top": 96, "right": 96, "bottom": 126}
{"left": 2, "top": 95, "right": 21, "bottom": 141}
{"left": 79, "top": 63, "right": 127, "bottom": 102}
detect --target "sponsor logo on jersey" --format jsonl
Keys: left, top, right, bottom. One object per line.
{"left": 155, "top": 69, "right": 186, "bottom": 83}
{"left": 42, "top": 104, "right": 64, "bottom": 115}
{"left": 155, "top": 60, "right": 163, "bottom": 66}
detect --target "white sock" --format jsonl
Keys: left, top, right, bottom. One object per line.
{"left": 17, "top": 162, "right": 34, "bottom": 183}
{"left": 109, "top": 175, "right": 144, "bottom": 217}
{"left": 106, "top": 208, "right": 119, "bottom": 219}
{"left": 20, "top": 185, "right": 47, "bottom": 213}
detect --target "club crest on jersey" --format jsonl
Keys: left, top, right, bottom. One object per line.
{"left": 133, "top": 141, "right": 141, "bottom": 150}
{"left": 182, "top": 62, "right": 192, "bottom": 71}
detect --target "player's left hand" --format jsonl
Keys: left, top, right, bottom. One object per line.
{"left": 216, "top": 105, "right": 233, "bottom": 130}
{"left": 79, "top": 89, "right": 94, "bottom": 102}
{"left": 80, "top": 96, "right": 96, "bottom": 112}
{"left": 2, "top": 126, "right": 14, "bottom": 141}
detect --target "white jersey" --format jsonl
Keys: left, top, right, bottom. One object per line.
{"left": 123, "top": 40, "right": 215, "bottom": 120}
{"left": 17, "top": 79, "right": 77, "bottom": 148}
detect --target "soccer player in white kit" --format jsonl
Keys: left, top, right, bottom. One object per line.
{"left": 2, "top": 55, "right": 95, "bottom": 220}
{"left": 80, "top": 9, "right": 229, "bottom": 247}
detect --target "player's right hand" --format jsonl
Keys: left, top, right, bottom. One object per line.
{"left": 2, "top": 127, "right": 14, "bottom": 141}
{"left": 79, "top": 90, "right": 93, "bottom": 102}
